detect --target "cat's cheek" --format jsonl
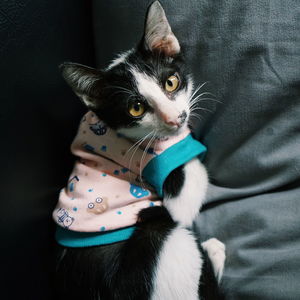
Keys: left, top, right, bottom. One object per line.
{"left": 138, "top": 113, "right": 159, "bottom": 129}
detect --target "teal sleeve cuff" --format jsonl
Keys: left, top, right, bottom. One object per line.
{"left": 55, "top": 226, "right": 135, "bottom": 247}
{"left": 142, "top": 134, "right": 207, "bottom": 197}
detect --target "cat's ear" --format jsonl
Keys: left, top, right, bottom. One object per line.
{"left": 143, "top": 1, "right": 180, "bottom": 56}
{"left": 60, "top": 62, "right": 103, "bottom": 109}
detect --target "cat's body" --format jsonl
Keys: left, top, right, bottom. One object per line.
{"left": 56, "top": 209, "right": 222, "bottom": 300}
{"left": 55, "top": 2, "right": 225, "bottom": 299}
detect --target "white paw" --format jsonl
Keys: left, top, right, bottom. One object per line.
{"left": 201, "top": 238, "right": 226, "bottom": 283}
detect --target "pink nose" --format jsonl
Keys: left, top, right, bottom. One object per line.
{"left": 161, "top": 111, "right": 187, "bottom": 127}
{"left": 165, "top": 119, "right": 180, "bottom": 127}
{"left": 160, "top": 112, "right": 179, "bottom": 127}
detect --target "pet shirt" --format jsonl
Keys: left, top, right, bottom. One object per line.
{"left": 53, "top": 111, "right": 206, "bottom": 247}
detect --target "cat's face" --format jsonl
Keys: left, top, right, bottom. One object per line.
{"left": 61, "top": 1, "right": 193, "bottom": 140}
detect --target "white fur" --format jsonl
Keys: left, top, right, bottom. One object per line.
{"left": 106, "top": 49, "right": 133, "bottom": 70}
{"left": 164, "top": 158, "right": 208, "bottom": 227}
{"left": 118, "top": 68, "right": 192, "bottom": 139}
{"left": 151, "top": 226, "right": 202, "bottom": 300}
{"left": 201, "top": 238, "right": 226, "bottom": 283}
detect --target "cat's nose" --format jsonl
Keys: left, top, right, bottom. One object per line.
{"left": 164, "top": 111, "right": 187, "bottom": 127}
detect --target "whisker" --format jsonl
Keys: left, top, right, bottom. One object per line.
{"left": 197, "top": 97, "right": 222, "bottom": 104}
{"left": 189, "top": 100, "right": 218, "bottom": 110}
{"left": 127, "top": 131, "right": 153, "bottom": 183}
{"left": 189, "top": 95, "right": 215, "bottom": 106}
{"left": 125, "top": 135, "right": 148, "bottom": 158}
{"left": 192, "top": 92, "right": 216, "bottom": 99}
{"left": 128, "top": 141, "right": 146, "bottom": 184}
{"left": 189, "top": 81, "right": 209, "bottom": 102}
{"left": 189, "top": 107, "right": 214, "bottom": 114}
{"left": 139, "top": 131, "right": 156, "bottom": 189}
{"left": 189, "top": 113, "right": 204, "bottom": 123}
{"left": 189, "top": 98, "right": 222, "bottom": 111}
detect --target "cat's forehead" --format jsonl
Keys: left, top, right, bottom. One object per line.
{"left": 104, "top": 50, "right": 187, "bottom": 97}
{"left": 105, "top": 49, "right": 134, "bottom": 71}
{"left": 107, "top": 49, "right": 174, "bottom": 70}
{"left": 107, "top": 50, "right": 182, "bottom": 80}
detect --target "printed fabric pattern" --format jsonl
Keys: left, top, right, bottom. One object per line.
{"left": 53, "top": 111, "right": 206, "bottom": 238}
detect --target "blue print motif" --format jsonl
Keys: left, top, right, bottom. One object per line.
{"left": 83, "top": 143, "right": 95, "bottom": 153}
{"left": 121, "top": 168, "right": 129, "bottom": 173}
{"left": 129, "top": 184, "right": 150, "bottom": 198}
{"left": 69, "top": 175, "right": 79, "bottom": 192}
{"left": 69, "top": 182, "right": 74, "bottom": 192}
{"left": 57, "top": 208, "right": 74, "bottom": 228}
{"left": 89, "top": 121, "right": 107, "bottom": 135}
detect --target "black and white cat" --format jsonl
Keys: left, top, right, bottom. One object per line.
{"left": 55, "top": 2, "right": 225, "bottom": 299}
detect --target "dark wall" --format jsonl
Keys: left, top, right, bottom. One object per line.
{"left": 0, "top": 1, "right": 94, "bottom": 299}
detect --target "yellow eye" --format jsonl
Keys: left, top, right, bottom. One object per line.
{"left": 128, "top": 102, "right": 145, "bottom": 117}
{"left": 165, "top": 75, "right": 179, "bottom": 92}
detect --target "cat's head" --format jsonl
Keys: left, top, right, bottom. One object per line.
{"left": 61, "top": 1, "right": 193, "bottom": 140}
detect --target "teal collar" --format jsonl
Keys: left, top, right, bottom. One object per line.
{"left": 142, "top": 134, "right": 207, "bottom": 197}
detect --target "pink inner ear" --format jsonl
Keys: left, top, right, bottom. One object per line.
{"left": 151, "top": 34, "right": 180, "bottom": 57}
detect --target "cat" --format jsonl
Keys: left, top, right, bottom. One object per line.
{"left": 55, "top": 1, "right": 225, "bottom": 299}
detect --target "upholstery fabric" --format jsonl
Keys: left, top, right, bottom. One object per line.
{"left": 93, "top": 1, "right": 300, "bottom": 299}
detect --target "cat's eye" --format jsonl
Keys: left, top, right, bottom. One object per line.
{"left": 165, "top": 75, "right": 180, "bottom": 92}
{"left": 128, "top": 101, "right": 145, "bottom": 117}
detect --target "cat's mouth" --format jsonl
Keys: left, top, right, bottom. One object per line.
{"left": 156, "top": 120, "right": 188, "bottom": 137}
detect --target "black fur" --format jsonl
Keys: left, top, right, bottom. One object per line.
{"left": 55, "top": 207, "right": 176, "bottom": 300}
{"left": 199, "top": 247, "right": 225, "bottom": 300}
{"left": 163, "top": 165, "right": 185, "bottom": 198}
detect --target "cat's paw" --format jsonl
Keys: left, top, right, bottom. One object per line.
{"left": 201, "top": 238, "right": 226, "bottom": 283}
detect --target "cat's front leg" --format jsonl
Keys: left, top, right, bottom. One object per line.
{"left": 163, "top": 158, "right": 208, "bottom": 227}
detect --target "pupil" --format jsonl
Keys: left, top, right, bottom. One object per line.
{"left": 134, "top": 103, "right": 140, "bottom": 111}
{"left": 167, "top": 80, "right": 173, "bottom": 86}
